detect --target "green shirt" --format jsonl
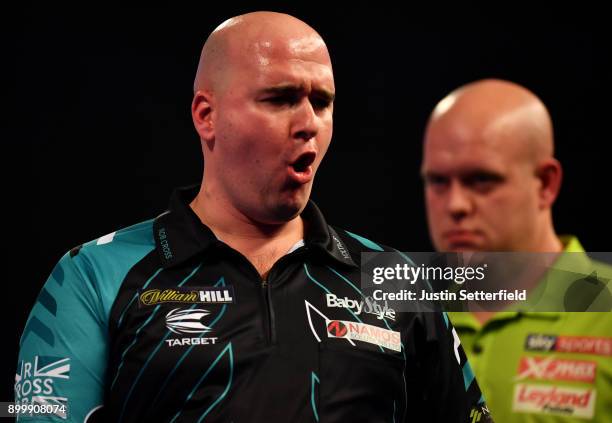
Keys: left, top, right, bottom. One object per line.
{"left": 449, "top": 237, "right": 612, "bottom": 422}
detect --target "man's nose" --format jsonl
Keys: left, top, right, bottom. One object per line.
{"left": 292, "top": 99, "right": 318, "bottom": 142}
{"left": 447, "top": 182, "right": 473, "bottom": 220}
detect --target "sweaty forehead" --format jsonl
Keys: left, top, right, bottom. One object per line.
{"left": 257, "top": 60, "right": 335, "bottom": 91}
{"left": 233, "top": 30, "right": 332, "bottom": 70}
{"left": 227, "top": 31, "right": 334, "bottom": 92}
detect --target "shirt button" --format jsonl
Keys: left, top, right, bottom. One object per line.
{"left": 473, "top": 344, "right": 483, "bottom": 354}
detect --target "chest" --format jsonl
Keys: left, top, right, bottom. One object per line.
{"left": 457, "top": 316, "right": 612, "bottom": 421}
{"left": 105, "top": 258, "right": 410, "bottom": 419}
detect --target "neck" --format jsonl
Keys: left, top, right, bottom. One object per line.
{"left": 533, "top": 215, "right": 563, "bottom": 253}
{"left": 474, "top": 219, "right": 563, "bottom": 326}
{"left": 190, "top": 183, "right": 305, "bottom": 278}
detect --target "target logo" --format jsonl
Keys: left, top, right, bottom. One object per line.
{"left": 327, "top": 320, "right": 348, "bottom": 338}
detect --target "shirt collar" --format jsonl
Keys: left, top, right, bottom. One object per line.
{"left": 153, "top": 185, "right": 357, "bottom": 269}
{"left": 451, "top": 235, "right": 597, "bottom": 328}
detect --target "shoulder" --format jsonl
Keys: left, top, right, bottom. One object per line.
{"left": 63, "top": 218, "right": 157, "bottom": 281}
{"left": 330, "top": 226, "right": 414, "bottom": 265}
{"left": 331, "top": 226, "right": 395, "bottom": 251}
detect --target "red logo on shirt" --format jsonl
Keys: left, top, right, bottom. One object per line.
{"left": 516, "top": 356, "right": 596, "bottom": 383}
{"left": 513, "top": 384, "right": 596, "bottom": 418}
{"left": 555, "top": 336, "right": 611, "bottom": 356}
{"left": 327, "top": 320, "right": 348, "bottom": 337}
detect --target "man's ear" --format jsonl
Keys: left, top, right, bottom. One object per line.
{"left": 536, "top": 158, "right": 563, "bottom": 209}
{"left": 192, "top": 90, "right": 215, "bottom": 148}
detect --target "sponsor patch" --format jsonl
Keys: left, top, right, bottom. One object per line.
{"left": 516, "top": 356, "right": 597, "bottom": 383}
{"left": 165, "top": 308, "right": 211, "bottom": 334}
{"left": 139, "top": 286, "right": 234, "bottom": 306}
{"left": 14, "top": 356, "right": 71, "bottom": 419}
{"left": 525, "top": 334, "right": 557, "bottom": 352}
{"left": 513, "top": 383, "right": 596, "bottom": 419}
{"left": 556, "top": 336, "right": 611, "bottom": 356}
{"left": 165, "top": 337, "right": 218, "bottom": 347}
{"left": 326, "top": 319, "right": 401, "bottom": 352}
{"left": 164, "top": 308, "right": 218, "bottom": 347}
{"left": 326, "top": 293, "right": 396, "bottom": 321}
{"left": 525, "top": 334, "right": 611, "bottom": 356}
{"left": 469, "top": 405, "right": 493, "bottom": 423}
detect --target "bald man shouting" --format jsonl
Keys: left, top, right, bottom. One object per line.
{"left": 16, "top": 12, "right": 491, "bottom": 422}
{"left": 422, "top": 79, "right": 612, "bottom": 422}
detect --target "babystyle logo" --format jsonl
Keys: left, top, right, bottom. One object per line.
{"left": 513, "top": 383, "right": 596, "bottom": 419}
{"left": 326, "top": 293, "right": 396, "bottom": 320}
{"left": 516, "top": 357, "right": 597, "bottom": 383}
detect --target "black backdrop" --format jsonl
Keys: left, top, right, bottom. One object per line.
{"left": 8, "top": 4, "right": 608, "bottom": 404}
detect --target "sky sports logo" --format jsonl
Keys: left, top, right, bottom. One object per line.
{"left": 525, "top": 334, "right": 611, "bottom": 356}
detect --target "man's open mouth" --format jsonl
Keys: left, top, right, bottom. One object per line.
{"left": 291, "top": 152, "right": 316, "bottom": 173}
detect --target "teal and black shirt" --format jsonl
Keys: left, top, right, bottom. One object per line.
{"left": 16, "top": 186, "right": 491, "bottom": 422}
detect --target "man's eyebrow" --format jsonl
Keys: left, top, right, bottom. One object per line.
{"left": 421, "top": 170, "right": 445, "bottom": 178}
{"left": 312, "top": 88, "right": 335, "bottom": 102}
{"left": 421, "top": 168, "right": 504, "bottom": 179}
{"left": 461, "top": 168, "right": 504, "bottom": 177}
{"left": 260, "top": 84, "right": 335, "bottom": 102}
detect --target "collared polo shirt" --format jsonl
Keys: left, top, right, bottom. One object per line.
{"left": 17, "top": 186, "right": 492, "bottom": 422}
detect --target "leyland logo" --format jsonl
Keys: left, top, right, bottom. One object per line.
{"left": 513, "top": 384, "right": 596, "bottom": 418}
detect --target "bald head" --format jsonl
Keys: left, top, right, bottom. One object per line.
{"left": 426, "top": 79, "right": 554, "bottom": 164}
{"left": 422, "top": 79, "right": 563, "bottom": 252}
{"left": 189, "top": 11, "right": 335, "bottom": 227}
{"left": 194, "top": 12, "right": 330, "bottom": 95}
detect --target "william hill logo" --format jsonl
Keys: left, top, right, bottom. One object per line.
{"left": 139, "top": 286, "right": 235, "bottom": 306}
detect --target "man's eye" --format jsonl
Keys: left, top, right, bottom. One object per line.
{"left": 470, "top": 174, "right": 498, "bottom": 183}
{"left": 426, "top": 175, "right": 449, "bottom": 186}
{"left": 464, "top": 174, "right": 502, "bottom": 191}
{"left": 266, "top": 97, "right": 285, "bottom": 104}
{"left": 311, "top": 97, "right": 331, "bottom": 110}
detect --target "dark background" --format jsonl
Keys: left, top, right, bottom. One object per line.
{"left": 8, "top": 4, "right": 608, "bottom": 403}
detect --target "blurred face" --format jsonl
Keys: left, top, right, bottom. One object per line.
{"left": 209, "top": 33, "right": 334, "bottom": 224}
{"left": 422, "top": 122, "right": 541, "bottom": 252}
